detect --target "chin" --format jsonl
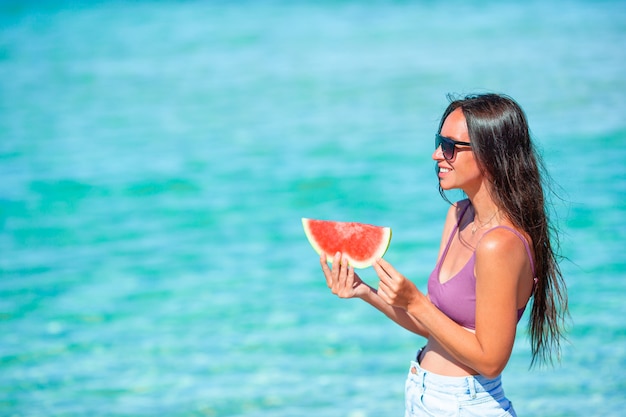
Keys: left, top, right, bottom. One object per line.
{"left": 438, "top": 180, "right": 455, "bottom": 191}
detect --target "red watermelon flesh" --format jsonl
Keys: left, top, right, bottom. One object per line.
{"left": 302, "top": 218, "right": 392, "bottom": 269}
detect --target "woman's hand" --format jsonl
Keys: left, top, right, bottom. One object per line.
{"left": 320, "top": 252, "right": 371, "bottom": 299}
{"left": 373, "top": 258, "right": 423, "bottom": 310}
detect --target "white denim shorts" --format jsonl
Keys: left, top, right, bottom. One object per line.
{"left": 405, "top": 358, "right": 517, "bottom": 417}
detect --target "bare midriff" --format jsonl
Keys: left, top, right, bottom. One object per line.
{"left": 419, "top": 329, "right": 479, "bottom": 376}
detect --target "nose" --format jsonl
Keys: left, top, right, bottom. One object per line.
{"left": 432, "top": 145, "right": 444, "bottom": 161}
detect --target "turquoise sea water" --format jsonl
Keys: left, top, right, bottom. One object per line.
{"left": 1, "top": 1, "right": 625, "bottom": 416}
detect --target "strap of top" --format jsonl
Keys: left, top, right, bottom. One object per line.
{"left": 438, "top": 202, "right": 472, "bottom": 267}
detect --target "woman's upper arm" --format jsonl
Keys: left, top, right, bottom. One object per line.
{"left": 473, "top": 229, "right": 529, "bottom": 376}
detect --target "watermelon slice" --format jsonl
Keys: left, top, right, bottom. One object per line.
{"left": 302, "top": 218, "right": 392, "bottom": 269}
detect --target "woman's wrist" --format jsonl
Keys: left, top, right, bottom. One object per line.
{"left": 357, "top": 283, "right": 375, "bottom": 300}
{"left": 406, "top": 290, "right": 427, "bottom": 318}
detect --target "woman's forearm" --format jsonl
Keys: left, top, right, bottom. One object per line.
{"left": 360, "top": 285, "right": 430, "bottom": 338}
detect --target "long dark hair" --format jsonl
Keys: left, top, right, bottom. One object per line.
{"left": 437, "top": 93, "right": 568, "bottom": 367}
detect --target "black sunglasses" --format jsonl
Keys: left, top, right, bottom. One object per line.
{"left": 435, "top": 134, "right": 472, "bottom": 161}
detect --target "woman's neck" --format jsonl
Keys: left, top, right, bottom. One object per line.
{"left": 466, "top": 188, "right": 502, "bottom": 232}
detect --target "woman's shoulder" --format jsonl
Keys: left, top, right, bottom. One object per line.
{"left": 475, "top": 225, "right": 532, "bottom": 271}
{"left": 480, "top": 224, "right": 532, "bottom": 252}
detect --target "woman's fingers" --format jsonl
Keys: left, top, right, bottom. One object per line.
{"left": 331, "top": 252, "right": 341, "bottom": 286}
{"left": 372, "top": 258, "right": 392, "bottom": 285}
{"left": 373, "top": 258, "right": 403, "bottom": 305}
{"left": 377, "top": 272, "right": 394, "bottom": 302}
{"left": 320, "top": 252, "right": 346, "bottom": 295}
{"left": 320, "top": 252, "right": 333, "bottom": 288}
{"left": 320, "top": 252, "right": 362, "bottom": 298}
{"left": 346, "top": 260, "right": 355, "bottom": 289}
{"left": 332, "top": 253, "right": 353, "bottom": 297}
{"left": 375, "top": 258, "right": 399, "bottom": 281}
{"left": 338, "top": 255, "right": 352, "bottom": 296}
{"left": 333, "top": 254, "right": 345, "bottom": 291}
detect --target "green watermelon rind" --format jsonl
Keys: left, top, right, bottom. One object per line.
{"left": 301, "top": 217, "right": 392, "bottom": 269}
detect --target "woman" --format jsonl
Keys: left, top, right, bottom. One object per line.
{"left": 319, "top": 93, "right": 568, "bottom": 416}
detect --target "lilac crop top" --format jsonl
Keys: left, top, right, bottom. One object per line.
{"left": 427, "top": 204, "right": 536, "bottom": 330}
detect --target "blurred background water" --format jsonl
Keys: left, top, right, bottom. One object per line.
{"left": 1, "top": 0, "right": 625, "bottom": 416}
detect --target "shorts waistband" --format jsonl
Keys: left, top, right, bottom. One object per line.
{"left": 408, "top": 360, "right": 503, "bottom": 397}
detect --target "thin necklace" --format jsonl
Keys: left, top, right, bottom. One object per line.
{"left": 472, "top": 210, "right": 499, "bottom": 235}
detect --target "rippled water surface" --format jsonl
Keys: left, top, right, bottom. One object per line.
{"left": 1, "top": 1, "right": 625, "bottom": 416}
